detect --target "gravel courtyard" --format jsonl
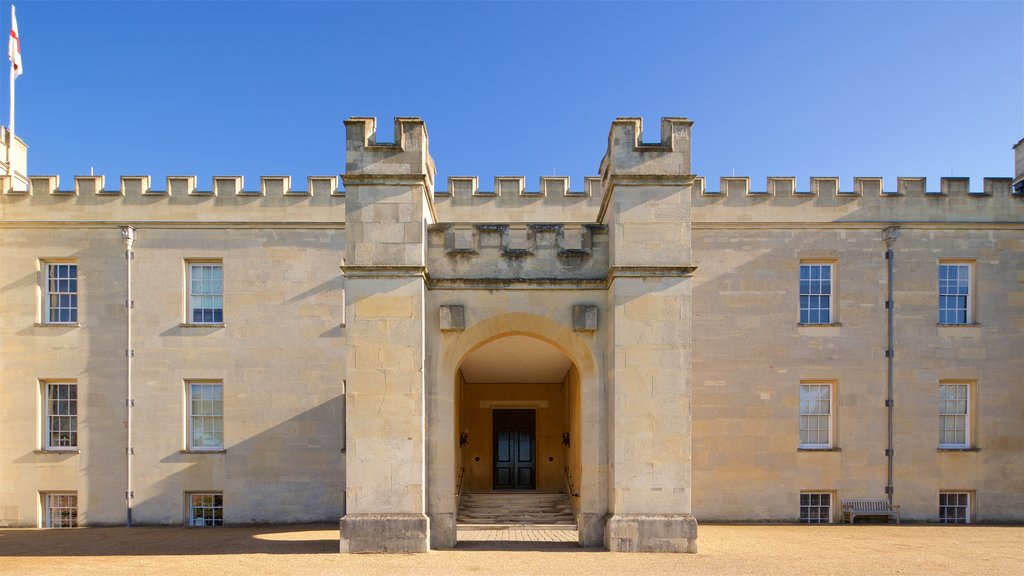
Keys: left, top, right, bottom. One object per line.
{"left": 2, "top": 523, "right": 1022, "bottom": 576}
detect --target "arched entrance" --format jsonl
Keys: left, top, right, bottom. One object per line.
{"left": 426, "top": 312, "right": 604, "bottom": 549}
{"left": 454, "top": 334, "right": 582, "bottom": 534}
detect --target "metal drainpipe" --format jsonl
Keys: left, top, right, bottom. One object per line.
{"left": 882, "top": 226, "right": 899, "bottom": 505}
{"left": 120, "top": 226, "right": 136, "bottom": 526}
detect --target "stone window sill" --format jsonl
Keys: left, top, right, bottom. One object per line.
{"left": 798, "top": 447, "right": 841, "bottom": 452}
{"left": 34, "top": 322, "right": 81, "bottom": 328}
{"left": 797, "top": 323, "right": 842, "bottom": 328}
{"left": 180, "top": 449, "right": 226, "bottom": 454}
{"left": 35, "top": 449, "right": 80, "bottom": 454}
{"left": 179, "top": 323, "right": 226, "bottom": 328}
{"left": 937, "top": 323, "right": 980, "bottom": 328}
{"left": 937, "top": 447, "right": 979, "bottom": 452}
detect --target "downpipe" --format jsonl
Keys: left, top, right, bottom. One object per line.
{"left": 882, "top": 226, "right": 899, "bottom": 505}
{"left": 121, "top": 226, "right": 135, "bottom": 526}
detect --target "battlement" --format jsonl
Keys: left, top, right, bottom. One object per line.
{"left": 691, "top": 174, "right": 1024, "bottom": 225}
{"left": 599, "top": 117, "right": 693, "bottom": 184}
{"left": 342, "top": 116, "right": 436, "bottom": 192}
{"left": 433, "top": 176, "right": 605, "bottom": 224}
{"left": 696, "top": 175, "right": 1017, "bottom": 197}
{"left": 0, "top": 173, "right": 345, "bottom": 224}
{"left": 1, "top": 174, "right": 342, "bottom": 196}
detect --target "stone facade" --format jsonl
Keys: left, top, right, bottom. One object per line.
{"left": 1, "top": 118, "right": 1022, "bottom": 553}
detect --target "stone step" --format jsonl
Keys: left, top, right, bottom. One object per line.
{"left": 457, "top": 493, "right": 575, "bottom": 526}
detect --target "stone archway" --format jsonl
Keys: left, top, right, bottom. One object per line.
{"left": 426, "top": 313, "right": 605, "bottom": 549}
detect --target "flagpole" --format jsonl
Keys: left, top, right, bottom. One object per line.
{"left": 6, "top": 3, "right": 14, "bottom": 181}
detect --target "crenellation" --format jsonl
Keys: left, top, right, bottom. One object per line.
{"left": 496, "top": 176, "right": 525, "bottom": 196}
{"left": 984, "top": 177, "right": 1012, "bottom": 196}
{"left": 854, "top": 177, "right": 882, "bottom": 196}
{"left": 769, "top": 177, "right": 796, "bottom": 196}
{"left": 29, "top": 175, "right": 59, "bottom": 195}
{"left": 343, "top": 117, "right": 435, "bottom": 192}
{"left": 940, "top": 177, "right": 970, "bottom": 195}
{"left": 898, "top": 176, "right": 926, "bottom": 195}
{"left": 600, "top": 117, "right": 693, "bottom": 183}
{"left": 122, "top": 175, "right": 151, "bottom": 196}
{"left": 540, "top": 176, "right": 568, "bottom": 196}
{"left": 74, "top": 175, "right": 106, "bottom": 196}
{"left": 811, "top": 177, "right": 839, "bottom": 196}
{"left": 308, "top": 176, "right": 340, "bottom": 196}
{"left": 722, "top": 177, "right": 750, "bottom": 195}
{"left": 167, "top": 175, "right": 196, "bottom": 196}
{"left": 445, "top": 176, "right": 477, "bottom": 196}
{"left": 261, "top": 176, "right": 291, "bottom": 196}
{"left": 213, "top": 176, "right": 244, "bottom": 196}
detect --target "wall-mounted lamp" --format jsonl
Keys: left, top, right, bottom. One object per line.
{"left": 562, "top": 432, "right": 570, "bottom": 447}
{"left": 459, "top": 431, "right": 469, "bottom": 447}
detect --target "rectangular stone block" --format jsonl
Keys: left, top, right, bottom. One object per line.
{"left": 573, "top": 305, "right": 598, "bottom": 331}
{"left": 811, "top": 177, "right": 839, "bottom": 196}
{"left": 721, "top": 176, "right": 749, "bottom": 195}
{"left": 261, "top": 176, "right": 291, "bottom": 196}
{"left": 339, "top": 513, "right": 429, "bottom": 553}
{"left": 75, "top": 175, "right": 106, "bottom": 195}
{"left": 121, "top": 176, "right": 152, "bottom": 196}
{"left": 982, "top": 177, "right": 1010, "bottom": 195}
{"left": 855, "top": 177, "right": 883, "bottom": 196}
{"left": 213, "top": 176, "right": 244, "bottom": 196}
{"left": 439, "top": 305, "right": 464, "bottom": 331}
{"left": 308, "top": 176, "right": 338, "bottom": 196}
{"left": 898, "top": 176, "right": 926, "bottom": 195}
{"left": 447, "top": 176, "right": 477, "bottom": 196}
{"left": 167, "top": 175, "right": 196, "bottom": 195}
{"left": 941, "top": 177, "right": 969, "bottom": 195}
{"left": 768, "top": 177, "right": 795, "bottom": 196}
{"left": 605, "top": 514, "right": 697, "bottom": 553}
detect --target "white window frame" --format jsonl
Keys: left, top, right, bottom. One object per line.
{"left": 799, "top": 382, "right": 833, "bottom": 449}
{"left": 799, "top": 492, "right": 833, "bottom": 523}
{"left": 44, "top": 492, "right": 78, "bottom": 528}
{"left": 43, "top": 261, "right": 78, "bottom": 324}
{"left": 187, "top": 492, "right": 224, "bottom": 526}
{"left": 43, "top": 381, "right": 78, "bottom": 451}
{"left": 187, "top": 381, "right": 224, "bottom": 451}
{"left": 938, "top": 262, "right": 972, "bottom": 325}
{"left": 799, "top": 262, "right": 834, "bottom": 325}
{"left": 939, "top": 491, "right": 971, "bottom": 524}
{"left": 186, "top": 261, "right": 224, "bottom": 325}
{"left": 939, "top": 383, "right": 970, "bottom": 449}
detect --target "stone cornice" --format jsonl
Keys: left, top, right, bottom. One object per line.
{"left": 342, "top": 265, "right": 428, "bottom": 280}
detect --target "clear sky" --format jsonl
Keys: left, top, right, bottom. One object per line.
{"left": 5, "top": 0, "right": 1022, "bottom": 193}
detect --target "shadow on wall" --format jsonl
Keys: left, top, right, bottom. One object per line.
{"left": 134, "top": 395, "right": 345, "bottom": 527}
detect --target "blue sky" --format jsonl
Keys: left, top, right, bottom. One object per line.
{"left": 5, "top": 0, "right": 1022, "bottom": 192}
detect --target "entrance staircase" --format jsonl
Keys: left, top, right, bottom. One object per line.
{"left": 457, "top": 493, "right": 576, "bottom": 528}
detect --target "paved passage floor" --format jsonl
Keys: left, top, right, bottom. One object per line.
{"left": 2, "top": 523, "right": 1022, "bottom": 576}
{"left": 457, "top": 527, "right": 578, "bottom": 543}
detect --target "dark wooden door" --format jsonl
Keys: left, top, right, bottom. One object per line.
{"left": 492, "top": 409, "right": 536, "bottom": 490}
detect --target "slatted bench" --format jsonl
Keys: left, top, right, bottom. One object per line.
{"left": 841, "top": 499, "right": 900, "bottom": 524}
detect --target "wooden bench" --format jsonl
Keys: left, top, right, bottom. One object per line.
{"left": 841, "top": 499, "right": 900, "bottom": 524}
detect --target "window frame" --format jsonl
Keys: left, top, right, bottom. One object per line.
{"left": 185, "top": 259, "right": 224, "bottom": 326}
{"left": 798, "top": 261, "right": 835, "bottom": 325}
{"left": 799, "top": 381, "right": 834, "bottom": 450}
{"left": 187, "top": 492, "right": 224, "bottom": 527}
{"left": 43, "top": 492, "right": 78, "bottom": 528}
{"left": 42, "top": 380, "right": 78, "bottom": 451}
{"left": 938, "top": 381, "right": 973, "bottom": 449}
{"left": 186, "top": 380, "right": 224, "bottom": 451}
{"left": 938, "top": 491, "right": 971, "bottom": 524}
{"left": 41, "top": 260, "right": 79, "bottom": 325}
{"left": 938, "top": 261, "right": 974, "bottom": 325}
{"left": 799, "top": 492, "right": 834, "bottom": 524}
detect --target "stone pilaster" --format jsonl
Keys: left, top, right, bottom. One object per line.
{"left": 339, "top": 117, "right": 436, "bottom": 553}
{"left": 599, "top": 117, "right": 698, "bottom": 553}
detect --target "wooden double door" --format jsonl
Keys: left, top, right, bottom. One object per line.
{"left": 492, "top": 409, "right": 536, "bottom": 490}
